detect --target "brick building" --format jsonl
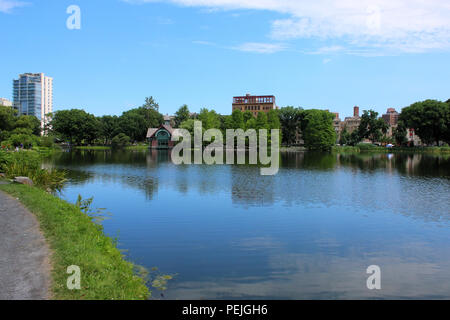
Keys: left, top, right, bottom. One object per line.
{"left": 232, "top": 93, "right": 277, "bottom": 117}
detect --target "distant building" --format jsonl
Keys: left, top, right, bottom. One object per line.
{"left": 232, "top": 93, "right": 277, "bottom": 117}
{"left": 382, "top": 108, "right": 399, "bottom": 126}
{"left": 147, "top": 124, "right": 183, "bottom": 149}
{"left": 163, "top": 114, "right": 175, "bottom": 127}
{"left": 0, "top": 98, "right": 12, "bottom": 107}
{"left": 13, "top": 73, "right": 53, "bottom": 128}
{"left": 342, "top": 106, "right": 361, "bottom": 134}
{"left": 382, "top": 108, "right": 400, "bottom": 138}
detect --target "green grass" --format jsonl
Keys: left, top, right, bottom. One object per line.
{"left": 72, "top": 145, "right": 149, "bottom": 151}
{"left": 0, "top": 183, "right": 149, "bottom": 300}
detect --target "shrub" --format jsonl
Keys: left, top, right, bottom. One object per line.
{"left": 0, "top": 150, "right": 66, "bottom": 191}
{"left": 111, "top": 133, "right": 131, "bottom": 148}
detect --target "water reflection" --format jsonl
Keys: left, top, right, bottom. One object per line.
{"left": 45, "top": 150, "right": 450, "bottom": 299}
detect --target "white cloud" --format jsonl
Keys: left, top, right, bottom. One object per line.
{"left": 123, "top": 0, "right": 450, "bottom": 54}
{"left": 0, "top": 0, "right": 27, "bottom": 13}
{"left": 232, "top": 42, "right": 287, "bottom": 54}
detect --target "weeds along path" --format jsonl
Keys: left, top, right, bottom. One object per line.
{"left": 0, "top": 189, "right": 51, "bottom": 300}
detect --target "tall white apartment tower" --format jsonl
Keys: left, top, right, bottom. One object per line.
{"left": 13, "top": 73, "right": 53, "bottom": 129}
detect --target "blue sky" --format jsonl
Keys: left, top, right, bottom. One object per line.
{"left": 0, "top": 0, "right": 449, "bottom": 118}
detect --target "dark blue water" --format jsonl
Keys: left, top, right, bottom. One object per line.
{"left": 47, "top": 150, "right": 450, "bottom": 299}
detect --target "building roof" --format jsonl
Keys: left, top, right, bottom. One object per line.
{"left": 146, "top": 124, "right": 184, "bottom": 139}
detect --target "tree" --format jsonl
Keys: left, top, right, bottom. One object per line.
{"left": 357, "top": 110, "right": 388, "bottom": 143}
{"left": 119, "top": 107, "right": 163, "bottom": 142}
{"left": 339, "top": 127, "right": 350, "bottom": 145}
{"left": 255, "top": 112, "right": 269, "bottom": 130}
{"left": 0, "top": 106, "right": 17, "bottom": 132}
{"left": 243, "top": 111, "right": 253, "bottom": 124}
{"left": 399, "top": 100, "right": 450, "bottom": 145}
{"left": 111, "top": 133, "right": 131, "bottom": 148}
{"left": 220, "top": 115, "right": 233, "bottom": 132}
{"left": 301, "top": 110, "right": 336, "bottom": 151}
{"left": 393, "top": 121, "right": 408, "bottom": 146}
{"left": 278, "top": 106, "right": 303, "bottom": 145}
{"left": 99, "top": 115, "right": 120, "bottom": 145}
{"left": 179, "top": 119, "right": 196, "bottom": 135}
{"left": 231, "top": 109, "right": 244, "bottom": 129}
{"left": 267, "top": 110, "right": 280, "bottom": 130}
{"left": 50, "top": 109, "right": 99, "bottom": 145}
{"left": 174, "top": 105, "right": 190, "bottom": 127}
{"left": 15, "top": 115, "right": 41, "bottom": 136}
{"left": 198, "top": 108, "right": 221, "bottom": 130}
{"left": 142, "top": 96, "right": 159, "bottom": 112}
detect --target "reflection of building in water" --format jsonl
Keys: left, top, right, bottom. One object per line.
{"left": 231, "top": 166, "right": 275, "bottom": 206}
{"left": 405, "top": 154, "right": 422, "bottom": 175}
{"left": 146, "top": 149, "right": 172, "bottom": 166}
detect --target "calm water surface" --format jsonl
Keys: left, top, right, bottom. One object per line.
{"left": 46, "top": 150, "right": 450, "bottom": 299}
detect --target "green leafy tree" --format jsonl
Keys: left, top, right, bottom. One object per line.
{"left": 231, "top": 109, "right": 244, "bottom": 129}
{"left": 14, "top": 115, "right": 41, "bottom": 136}
{"left": 245, "top": 117, "right": 257, "bottom": 131}
{"left": 0, "top": 106, "right": 17, "bottom": 132}
{"left": 142, "top": 96, "right": 159, "bottom": 112}
{"left": 198, "top": 108, "right": 221, "bottom": 130}
{"left": 357, "top": 110, "right": 388, "bottom": 143}
{"left": 255, "top": 112, "right": 269, "bottom": 130}
{"left": 220, "top": 115, "right": 233, "bottom": 133}
{"left": 179, "top": 119, "right": 196, "bottom": 135}
{"left": 267, "top": 110, "right": 281, "bottom": 130}
{"left": 399, "top": 100, "right": 450, "bottom": 145}
{"left": 243, "top": 111, "right": 253, "bottom": 124}
{"left": 339, "top": 127, "right": 350, "bottom": 145}
{"left": 50, "top": 109, "right": 99, "bottom": 145}
{"left": 301, "top": 110, "right": 336, "bottom": 151}
{"left": 278, "top": 106, "right": 303, "bottom": 145}
{"left": 99, "top": 115, "right": 120, "bottom": 145}
{"left": 119, "top": 107, "right": 163, "bottom": 142}
{"left": 393, "top": 121, "right": 408, "bottom": 146}
{"left": 174, "top": 105, "right": 190, "bottom": 127}
{"left": 111, "top": 133, "right": 131, "bottom": 149}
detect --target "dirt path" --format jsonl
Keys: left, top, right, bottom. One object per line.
{"left": 0, "top": 189, "right": 51, "bottom": 300}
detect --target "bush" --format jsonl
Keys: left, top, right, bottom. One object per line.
{"left": 38, "top": 136, "right": 55, "bottom": 148}
{"left": 111, "top": 133, "right": 131, "bottom": 148}
{"left": 0, "top": 150, "right": 66, "bottom": 191}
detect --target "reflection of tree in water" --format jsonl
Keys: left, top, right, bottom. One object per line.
{"left": 337, "top": 153, "right": 450, "bottom": 177}
{"left": 50, "top": 149, "right": 160, "bottom": 200}
{"left": 49, "top": 149, "right": 450, "bottom": 222}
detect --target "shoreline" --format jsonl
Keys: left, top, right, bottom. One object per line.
{"left": 66, "top": 145, "right": 450, "bottom": 154}
{"left": 0, "top": 181, "right": 149, "bottom": 300}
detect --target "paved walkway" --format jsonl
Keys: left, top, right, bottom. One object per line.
{"left": 0, "top": 189, "right": 51, "bottom": 300}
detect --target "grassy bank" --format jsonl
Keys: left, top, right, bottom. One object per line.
{"left": 0, "top": 183, "right": 149, "bottom": 300}
{"left": 73, "top": 145, "right": 149, "bottom": 151}
{"left": 332, "top": 145, "right": 450, "bottom": 154}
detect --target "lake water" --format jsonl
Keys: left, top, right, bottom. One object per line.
{"left": 46, "top": 150, "right": 450, "bottom": 299}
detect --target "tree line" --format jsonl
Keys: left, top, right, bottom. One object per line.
{"left": 2, "top": 96, "right": 448, "bottom": 151}
{"left": 0, "top": 106, "right": 50, "bottom": 149}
